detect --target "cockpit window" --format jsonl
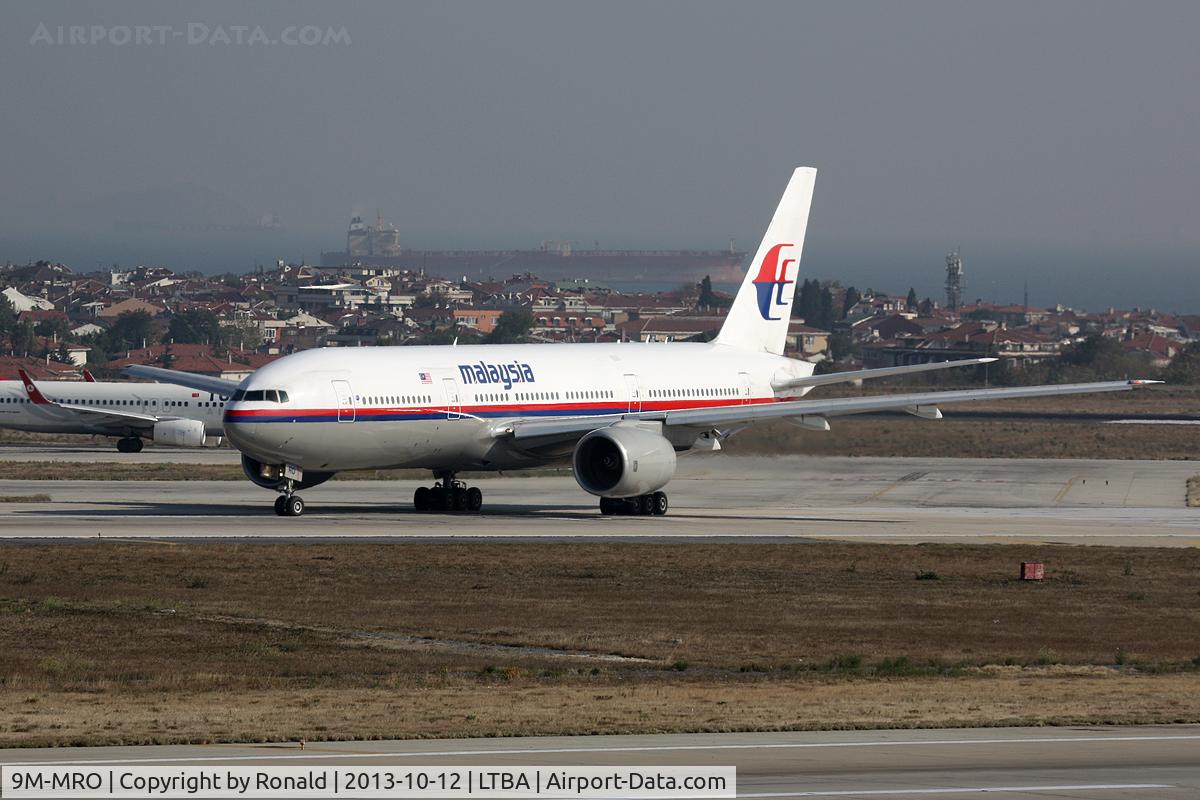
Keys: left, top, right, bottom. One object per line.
{"left": 236, "top": 389, "right": 288, "bottom": 403}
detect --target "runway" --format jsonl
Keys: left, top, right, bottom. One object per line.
{"left": 0, "top": 455, "right": 1196, "bottom": 545}
{"left": 2, "top": 726, "right": 1198, "bottom": 798}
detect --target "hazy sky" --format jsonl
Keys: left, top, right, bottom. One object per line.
{"left": 2, "top": 1, "right": 1198, "bottom": 309}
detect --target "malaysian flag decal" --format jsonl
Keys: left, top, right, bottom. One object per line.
{"left": 419, "top": 371, "right": 432, "bottom": 384}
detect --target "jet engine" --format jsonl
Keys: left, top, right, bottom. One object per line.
{"left": 241, "top": 455, "right": 335, "bottom": 491}
{"left": 152, "top": 418, "right": 207, "bottom": 447}
{"left": 572, "top": 426, "right": 676, "bottom": 498}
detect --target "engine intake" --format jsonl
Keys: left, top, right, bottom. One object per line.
{"left": 241, "top": 455, "right": 335, "bottom": 491}
{"left": 573, "top": 426, "right": 676, "bottom": 498}
{"left": 152, "top": 418, "right": 207, "bottom": 447}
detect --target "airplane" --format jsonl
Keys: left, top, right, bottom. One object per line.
{"left": 127, "top": 167, "right": 1159, "bottom": 517}
{"left": 0, "top": 368, "right": 227, "bottom": 451}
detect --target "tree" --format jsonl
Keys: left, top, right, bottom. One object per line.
{"left": 795, "top": 279, "right": 822, "bottom": 322}
{"left": 841, "top": 286, "right": 861, "bottom": 318}
{"left": 103, "top": 311, "right": 155, "bottom": 352}
{"left": 0, "top": 294, "right": 16, "bottom": 336}
{"left": 1054, "top": 334, "right": 1149, "bottom": 381}
{"left": 10, "top": 321, "right": 36, "bottom": 356}
{"left": 166, "top": 309, "right": 221, "bottom": 344}
{"left": 1164, "top": 342, "right": 1200, "bottom": 385}
{"left": 827, "top": 333, "right": 861, "bottom": 361}
{"left": 817, "top": 287, "right": 835, "bottom": 330}
{"left": 918, "top": 297, "right": 934, "bottom": 316}
{"left": 906, "top": 287, "right": 918, "bottom": 311}
{"left": 35, "top": 316, "right": 70, "bottom": 341}
{"left": 52, "top": 343, "right": 74, "bottom": 364}
{"left": 485, "top": 309, "right": 534, "bottom": 344}
{"left": 697, "top": 275, "right": 719, "bottom": 308}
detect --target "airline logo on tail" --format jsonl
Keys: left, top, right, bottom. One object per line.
{"left": 752, "top": 243, "right": 796, "bottom": 320}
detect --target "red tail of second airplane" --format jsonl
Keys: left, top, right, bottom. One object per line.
{"left": 16, "top": 369, "right": 51, "bottom": 405}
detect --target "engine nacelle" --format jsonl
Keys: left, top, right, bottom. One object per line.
{"left": 152, "top": 418, "right": 207, "bottom": 447}
{"left": 241, "top": 455, "right": 335, "bottom": 492}
{"left": 572, "top": 426, "right": 676, "bottom": 498}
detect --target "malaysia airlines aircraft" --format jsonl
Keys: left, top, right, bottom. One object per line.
{"left": 0, "top": 369, "right": 225, "bottom": 451}
{"left": 129, "top": 168, "right": 1156, "bottom": 517}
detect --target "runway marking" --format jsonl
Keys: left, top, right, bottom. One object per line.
{"left": 737, "top": 786, "right": 1172, "bottom": 797}
{"left": 5, "top": 733, "right": 1200, "bottom": 766}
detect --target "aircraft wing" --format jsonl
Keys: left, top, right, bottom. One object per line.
{"left": 501, "top": 379, "right": 1158, "bottom": 442}
{"left": 121, "top": 364, "right": 242, "bottom": 396}
{"left": 664, "top": 380, "right": 1157, "bottom": 426}
{"left": 773, "top": 357, "right": 997, "bottom": 392}
{"left": 17, "top": 369, "right": 167, "bottom": 429}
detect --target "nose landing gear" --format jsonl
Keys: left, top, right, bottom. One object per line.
{"left": 599, "top": 491, "right": 668, "bottom": 516}
{"left": 273, "top": 480, "right": 305, "bottom": 517}
{"left": 413, "top": 472, "right": 483, "bottom": 513}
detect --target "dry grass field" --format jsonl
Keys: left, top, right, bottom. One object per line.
{"left": 1, "top": 542, "right": 1197, "bottom": 746}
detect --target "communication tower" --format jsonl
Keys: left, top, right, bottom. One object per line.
{"left": 944, "top": 248, "right": 964, "bottom": 311}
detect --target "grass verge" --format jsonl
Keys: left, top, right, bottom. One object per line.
{"left": 0, "top": 541, "right": 1196, "bottom": 746}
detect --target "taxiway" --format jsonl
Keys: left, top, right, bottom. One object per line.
{"left": 0, "top": 455, "right": 1195, "bottom": 545}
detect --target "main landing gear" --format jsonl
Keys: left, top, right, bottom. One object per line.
{"left": 116, "top": 436, "right": 144, "bottom": 453}
{"left": 273, "top": 480, "right": 305, "bottom": 517}
{"left": 413, "top": 472, "right": 483, "bottom": 513}
{"left": 599, "top": 491, "right": 669, "bottom": 516}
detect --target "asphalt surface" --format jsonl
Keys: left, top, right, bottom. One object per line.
{"left": 0, "top": 454, "right": 1196, "bottom": 545}
{"left": 2, "top": 727, "right": 1197, "bottom": 798}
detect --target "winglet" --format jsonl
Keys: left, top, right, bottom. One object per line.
{"left": 16, "top": 369, "right": 51, "bottom": 404}
{"left": 82, "top": 369, "right": 96, "bottom": 383}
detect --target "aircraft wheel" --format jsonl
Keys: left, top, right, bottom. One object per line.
{"left": 599, "top": 497, "right": 617, "bottom": 515}
{"left": 639, "top": 494, "right": 656, "bottom": 515}
{"left": 466, "top": 487, "right": 483, "bottom": 512}
{"left": 414, "top": 486, "right": 430, "bottom": 511}
{"left": 440, "top": 487, "right": 457, "bottom": 512}
{"left": 284, "top": 495, "right": 305, "bottom": 517}
{"left": 130, "top": 438, "right": 144, "bottom": 453}
{"left": 116, "top": 438, "right": 133, "bottom": 453}
{"left": 651, "top": 491, "right": 669, "bottom": 516}
{"left": 273, "top": 496, "right": 286, "bottom": 516}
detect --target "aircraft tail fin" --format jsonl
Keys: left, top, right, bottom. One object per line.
{"left": 17, "top": 369, "right": 50, "bottom": 405}
{"left": 714, "top": 167, "right": 816, "bottom": 355}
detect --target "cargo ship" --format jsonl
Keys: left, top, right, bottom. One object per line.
{"left": 321, "top": 215, "right": 747, "bottom": 284}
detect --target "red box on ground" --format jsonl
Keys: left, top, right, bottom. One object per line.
{"left": 1020, "top": 561, "right": 1045, "bottom": 581}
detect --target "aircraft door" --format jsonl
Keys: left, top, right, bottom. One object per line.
{"left": 442, "top": 377, "right": 462, "bottom": 420}
{"left": 738, "top": 372, "right": 752, "bottom": 405}
{"left": 332, "top": 380, "right": 355, "bottom": 422}
{"left": 624, "top": 373, "right": 641, "bottom": 414}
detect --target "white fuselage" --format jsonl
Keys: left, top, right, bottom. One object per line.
{"left": 223, "top": 342, "right": 814, "bottom": 473}
{"left": 0, "top": 380, "right": 227, "bottom": 437}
